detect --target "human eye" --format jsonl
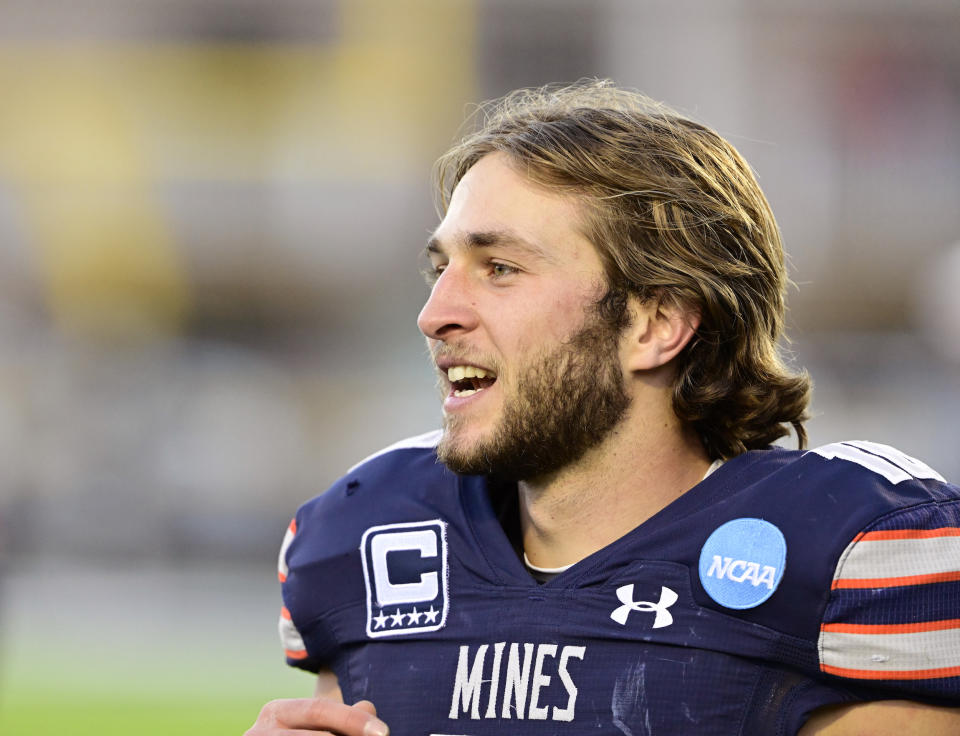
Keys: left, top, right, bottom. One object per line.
{"left": 489, "top": 260, "right": 520, "bottom": 280}
{"left": 423, "top": 265, "right": 443, "bottom": 286}
{"left": 420, "top": 258, "right": 446, "bottom": 286}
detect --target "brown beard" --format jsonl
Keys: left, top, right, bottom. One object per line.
{"left": 437, "top": 293, "right": 631, "bottom": 481}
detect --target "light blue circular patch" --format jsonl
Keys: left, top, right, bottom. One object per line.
{"left": 698, "top": 518, "right": 786, "bottom": 610}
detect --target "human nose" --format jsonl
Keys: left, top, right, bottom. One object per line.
{"left": 417, "top": 266, "right": 478, "bottom": 340}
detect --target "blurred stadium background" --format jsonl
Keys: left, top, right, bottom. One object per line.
{"left": 0, "top": 0, "right": 958, "bottom": 733}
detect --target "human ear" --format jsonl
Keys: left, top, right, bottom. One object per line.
{"left": 625, "top": 296, "right": 700, "bottom": 372}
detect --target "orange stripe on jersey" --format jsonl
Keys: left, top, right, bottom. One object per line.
{"left": 278, "top": 518, "right": 297, "bottom": 583}
{"left": 822, "top": 618, "right": 960, "bottom": 635}
{"left": 285, "top": 649, "right": 308, "bottom": 660}
{"left": 859, "top": 527, "right": 960, "bottom": 541}
{"left": 821, "top": 662, "right": 960, "bottom": 681}
{"left": 832, "top": 570, "right": 960, "bottom": 589}
{"left": 281, "top": 606, "right": 292, "bottom": 620}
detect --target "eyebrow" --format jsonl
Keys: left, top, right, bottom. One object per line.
{"left": 424, "top": 230, "right": 555, "bottom": 263}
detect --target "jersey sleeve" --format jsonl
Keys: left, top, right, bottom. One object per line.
{"left": 273, "top": 431, "right": 448, "bottom": 675}
{"left": 276, "top": 517, "right": 312, "bottom": 668}
{"left": 276, "top": 487, "right": 366, "bottom": 674}
{"left": 818, "top": 497, "right": 960, "bottom": 700}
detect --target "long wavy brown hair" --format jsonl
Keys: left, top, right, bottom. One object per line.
{"left": 434, "top": 80, "right": 811, "bottom": 459}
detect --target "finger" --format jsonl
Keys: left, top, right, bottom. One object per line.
{"left": 352, "top": 700, "right": 377, "bottom": 718}
{"left": 247, "top": 730, "right": 338, "bottom": 736}
{"left": 259, "top": 698, "right": 388, "bottom": 736}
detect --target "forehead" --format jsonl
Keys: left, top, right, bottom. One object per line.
{"left": 430, "top": 153, "right": 601, "bottom": 269}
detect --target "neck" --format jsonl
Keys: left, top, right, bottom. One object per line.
{"left": 518, "top": 401, "right": 711, "bottom": 570}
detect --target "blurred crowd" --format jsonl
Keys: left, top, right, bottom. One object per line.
{"left": 0, "top": 0, "right": 958, "bottom": 567}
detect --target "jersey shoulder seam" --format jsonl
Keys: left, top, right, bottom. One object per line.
{"left": 346, "top": 428, "right": 442, "bottom": 473}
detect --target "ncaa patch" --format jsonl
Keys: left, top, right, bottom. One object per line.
{"left": 361, "top": 520, "right": 449, "bottom": 638}
{"left": 698, "top": 518, "right": 786, "bottom": 610}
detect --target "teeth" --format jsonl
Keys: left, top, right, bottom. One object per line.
{"left": 453, "top": 388, "right": 478, "bottom": 397}
{"left": 447, "top": 365, "right": 494, "bottom": 382}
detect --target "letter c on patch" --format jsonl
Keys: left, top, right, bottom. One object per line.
{"left": 371, "top": 529, "right": 439, "bottom": 606}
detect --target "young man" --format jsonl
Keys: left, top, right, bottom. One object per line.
{"left": 248, "top": 82, "right": 960, "bottom": 735}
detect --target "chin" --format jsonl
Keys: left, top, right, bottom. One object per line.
{"left": 439, "top": 424, "right": 483, "bottom": 454}
{"left": 437, "top": 423, "right": 494, "bottom": 474}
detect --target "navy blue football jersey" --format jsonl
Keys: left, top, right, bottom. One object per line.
{"left": 278, "top": 431, "right": 960, "bottom": 735}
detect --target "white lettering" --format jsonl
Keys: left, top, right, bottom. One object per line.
{"left": 449, "top": 642, "right": 585, "bottom": 723}
{"left": 484, "top": 642, "right": 505, "bottom": 719}
{"left": 707, "top": 555, "right": 732, "bottom": 578}
{"left": 371, "top": 530, "right": 438, "bottom": 606}
{"left": 553, "top": 646, "right": 586, "bottom": 722}
{"left": 727, "top": 560, "right": 747, "bottom": 582}
{"left": 501, "top": 643, "right": 534, "bottom": 719}
{"left": 528, "top": 644, "right": 556, "bottom": 720}
{"left": 709, "top": 555, "right": 779, "bottom": 588}
{"left": 757, "top": 565, "right": 776, "bottom": 590}
{"left": 449, "top": 644, "right": 488, "bottom": 720}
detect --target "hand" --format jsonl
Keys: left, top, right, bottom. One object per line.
{"left": 800, "top": 700, "right": 960, "bottom": 735}
{"left": 246, "top": 697, "right": 389, "bottom": 736}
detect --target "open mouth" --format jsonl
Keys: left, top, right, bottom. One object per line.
{"left": 447, "top": 365, "right": 497, "bottom": 397}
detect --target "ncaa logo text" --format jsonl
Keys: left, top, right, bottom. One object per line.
{"left": 361, "top": 520, "right": 449, "bottom": 638}
{"left": 704, "top": 556, "right": 777, "bottom": 589}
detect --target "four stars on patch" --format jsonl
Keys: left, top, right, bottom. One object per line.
{"left": 372, "top": 605, "right": 441, "bottom": 630}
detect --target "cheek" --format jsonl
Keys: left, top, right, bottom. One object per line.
{"left": 488, "top": 281, "right": 603, "bottom": 369}
{"left": 529, "top": 293, "right": 596, "bottom": 345}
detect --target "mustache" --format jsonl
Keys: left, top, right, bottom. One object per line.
{"left": 429, "top": 345, "right": 502, "bottom": 374}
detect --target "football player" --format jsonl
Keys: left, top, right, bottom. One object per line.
{"left": 247, "top": 81, "right": 960, "bottom": 735}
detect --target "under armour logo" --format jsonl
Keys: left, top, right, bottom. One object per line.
{"left": 610, "top": 584, "right": 678, "bottom": 628}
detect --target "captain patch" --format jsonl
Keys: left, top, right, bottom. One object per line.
{"left": 361, "top": 520, "right": 449, "bottom": 638}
